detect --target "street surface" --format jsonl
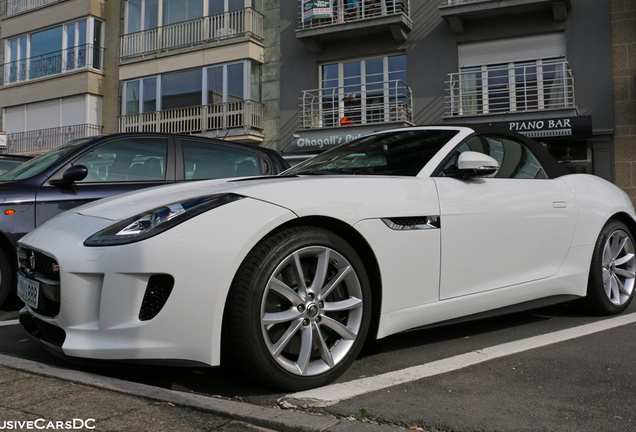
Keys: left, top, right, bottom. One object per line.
{"left": 1, "top": 295, "right": 635, "bottom": 432}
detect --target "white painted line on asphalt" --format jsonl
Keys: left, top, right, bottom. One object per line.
{"left": 0, "top": 319, "right": 19, "bottom": 327}
{"left": 286, "top": 312, "right": 636, "bottom": 407}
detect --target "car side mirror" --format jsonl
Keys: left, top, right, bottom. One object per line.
{"left": 50, "top": 165, "right": 88, "bottom": 185}
{"left": 443, "top": 151, "right": 499, "bottom": 178}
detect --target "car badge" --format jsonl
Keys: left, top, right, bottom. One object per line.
{"left": 52, "top": 264, "right": 59, "bottom": 274}
{"left": 29, "top": 252, "right": 36, "bottom": 270}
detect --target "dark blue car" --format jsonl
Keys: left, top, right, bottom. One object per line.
{"left": 0, "top": 133, "right": 289, "bottom": 305}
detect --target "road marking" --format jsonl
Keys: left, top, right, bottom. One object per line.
{"left": 285, "top": 312, "right": 636, "bottom": 407}
{"left": 0, "top": 319, "right": 19, "bottom": 327}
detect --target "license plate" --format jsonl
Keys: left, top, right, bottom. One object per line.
{"left": 17, "top": 274, "right": 39, "bottom": 309}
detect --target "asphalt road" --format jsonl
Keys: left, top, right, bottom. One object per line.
{"left": 1, "top": 296, "right": 635, "bottom": 432}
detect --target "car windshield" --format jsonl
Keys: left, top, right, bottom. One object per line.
{"left": 0, "top": 138, "right": 96, "bottom": 181}
{"left": 284, "top": 129, "right": 459, "bottom": 176}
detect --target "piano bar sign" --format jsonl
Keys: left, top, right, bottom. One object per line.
{"left": 490, "top": 116, "right": 592, "bottom": 139}
{"left": 302, "top": 0, "right": 331, "bottom": 21}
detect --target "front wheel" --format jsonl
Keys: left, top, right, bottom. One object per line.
{"left": 0, "top": 248, "right": 13, "bottom": 307}
{"left": 586, "top": 220, "right": 636, "bottom": 315}
{"left": 224, "top": 226, "right": 372, "bottom": 391}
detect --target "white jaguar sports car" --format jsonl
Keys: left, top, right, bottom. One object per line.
{"left": 17, "top": 126, "right": 636, "bottom": 391}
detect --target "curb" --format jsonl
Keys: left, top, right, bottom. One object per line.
{"left": 0, "top": 353, "right": 399, "bottom": 432}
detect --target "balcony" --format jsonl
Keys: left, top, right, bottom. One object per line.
{"left": 445, "top": 61, "right": 575, "bottom": 117}
{"left": 120, "top": 8, "right": 264, "bottom": 61}
{"left": 1, "top": 44, "right": 105, "bottom": 87}
{"left": 296, "top": 0, "right": 412, "bottom": 53}
{"left": 0, "top": 0, "right": 61, "bottom": 17}
{"left": 439, "top": 0, "right": 572, "bottom": 33}
{"left": 2, "top": 124, "right": 102, "bottom": 154}
{"left": 118, "top": 100, "right": 264, "bottom": 142}
{"left": 300, "top": 80, "right": 413, "bottom": 129}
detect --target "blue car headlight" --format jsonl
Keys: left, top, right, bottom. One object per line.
{"left": 84, "top": 193, "right": 243, "bottom": 246}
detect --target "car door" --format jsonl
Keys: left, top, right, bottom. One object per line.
{"left": 433, "top": 134, "right": 577, "bottom": 300}
{"left": 34, "top": 137, "right": 175, "bottom": 228}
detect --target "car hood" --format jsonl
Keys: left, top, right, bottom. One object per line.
{"left": 71, "top": 175, "right": 441, "bottom": 225}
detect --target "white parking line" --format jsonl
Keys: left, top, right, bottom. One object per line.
{"left": 285, "top": 312, "right": 636, "bottom": 407}
{"left": 0, "top": 319, "right": 19, "bottom": 327}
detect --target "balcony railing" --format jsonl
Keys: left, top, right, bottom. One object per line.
{"left": 446, "top": 61, "right": 575, "bottom": 116}
{"left": 118, "top": 100, "right": 264, "bottom": 135}
{"left": 300, "top": 79, "right": 412, "bottom": 129}
{"left": 1, "top": 44, "right": 105, "bottom": 87}
{"left": 1, "top": 0, "right": 61, "bottom": 16}
{"left": 2, "top": 124, "right": 103, "bottom": 154}
{"left": 120, "top": 8, "right": 264, "bottom": 60}
{"left": 299, "top": 0, "right": 409, "bottom": 29}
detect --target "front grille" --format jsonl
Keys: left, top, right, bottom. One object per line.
{"left": 139, "top": 274, "right": 175, "bottom": 321}
{"left": 17, "top": 246, "right": 61, "bottom": 317}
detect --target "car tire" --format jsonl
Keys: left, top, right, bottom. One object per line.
{"left": 586, "top": 220, "right": 636, "bottom": 315}
{"left": 0, "top": 248, "right": 13, "bottom": 307}
{"left": 224, "top": 226, "right": 371, "bottom": 391}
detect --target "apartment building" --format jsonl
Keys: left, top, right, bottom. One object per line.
{"left": 281, "top": 0, "right": 616, "bottom": 180}
{"left": 0, "top": 0, "right": 109, "bottom": 154}
{"left": 0, "top": 0, "right": 280, "bottom": 153}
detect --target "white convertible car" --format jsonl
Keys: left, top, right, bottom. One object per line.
{"left": 17, "top": 126, "right": 636, "bottom": 390}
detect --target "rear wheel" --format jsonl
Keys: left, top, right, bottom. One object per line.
{"left": 224, "top": 226, "right": 371, "bottom": 391}
{"left": 587, "top": 220, "right": 636, "bottom": 315}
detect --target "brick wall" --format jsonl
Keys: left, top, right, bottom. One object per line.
{"left": 612, "top": 0, "right": 636, "bottom": 203}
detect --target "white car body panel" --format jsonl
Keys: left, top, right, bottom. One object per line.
{"left": 16, "top": 126, "right": 636, "bottom": 373}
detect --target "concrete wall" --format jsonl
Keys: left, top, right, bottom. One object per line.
{"left": 612, "top": 0, "right": 636, "bottom": 204}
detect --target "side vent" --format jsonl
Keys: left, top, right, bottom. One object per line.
{"left": 382, "top": 216, "right": 440, "bottom": 231}
{"left": 139, "top": 274, "right": 175, "bottom": 321}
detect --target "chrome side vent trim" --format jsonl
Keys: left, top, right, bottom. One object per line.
{"left": 382, "top": 216, "right": 440, "bottom": 231}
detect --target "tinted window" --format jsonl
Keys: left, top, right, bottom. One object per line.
{"left": 454, "top": 135, "right": 548, "bottom": 179}
{"left": 72, "top": 138, "right": 167, "bottom": 182}
{"left": 285, "top": 130, "right": 459, "bottom": 176}
{"left": 182, "top": 140, "right": 260, "bottom": 180}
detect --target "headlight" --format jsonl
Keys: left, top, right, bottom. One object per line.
{"left": 84, "top": 193, "right": 243, "bottom": 246}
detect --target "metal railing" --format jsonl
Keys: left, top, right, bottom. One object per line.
{"left": 441, "top": 0, "right": 492, "bottom": 5}
{"left": 446, "top": 61, "right": 575, "bottom": 116}
{"left": 300, "top": 79, "right": 412, "bottom": 129}
{"left": 1, "top": 0, "right": 61, "bottom": 16}
{"left": 2, "top": 124, "right": 102, "bottom": 154}
{"left": 118, "top": 100, "right": 264, "bottom": 135}
{"left": 299, "top": 0, "right": 409, "bottom": 29}
{"left": 120, "top": 8, "right": 264, "bottom": 59}
{"left": 1, "top": 44, "right": 105, "bottom": 86}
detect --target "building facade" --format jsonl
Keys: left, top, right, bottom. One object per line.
{"left": 611, "top": 0, "right": 636, "bottom": 204}
{"left": 0, "top": 0, "right": 282, "bottom": 153}
{"left": 281, "top": 0, "right": 616, "bottom": 180}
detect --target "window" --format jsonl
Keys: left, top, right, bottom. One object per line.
{"left": 124, "top": 0, "right": 252, "bottom": 33}
{"left": 4, "top": 18, "right": 104, "bottom": 83}
{"left": 320, "top": 55, "right": 407, "bottom": 126}
{"left": 453, "top": 135, "right": 548, "bottom": 179}
{"left": 123, "top": 61, "right": 259, "bottom": 115}
{"left": 183, "top": 140, "right": 260, "bottom": 180}
{"left": 72, "top": 138, "right": 168, "bottom": 183}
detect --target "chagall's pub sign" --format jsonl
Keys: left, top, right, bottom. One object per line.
{"left": 302, "top": 0, "right": 331, "bottom": 21}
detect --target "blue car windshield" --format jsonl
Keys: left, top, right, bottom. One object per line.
{"left": 284, "top": 129, "right": 459, "bottom": 176}
{"left": 0, "top": 138, "right": 96, "bottom": 181}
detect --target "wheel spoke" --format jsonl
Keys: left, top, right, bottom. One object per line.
{"left": 313, "top": 322, "right": 335, "bottom": 368}
{"left": 262, "top": 308, "right": 302, "bottom": 325}
{"left": 323, "top": 297, "right": 363, "bottom": 313}
{"left": 270, "top": 318, "right": 304, "bottom": 357}
{"left": 293, "top": 252, "right": 309, "bottom": 298}
{"left": 308, "top": 249, "right": 330, "bottom": 296}
{"left": 615, "top": 252, "right": 635, "bottom": 267}
{"left": 296, "top": 325, "right": 313, "bottom": 374}
{"left": 609, "top": 275, "right": 621, "bottom": 303}
{"left": 269, "top": 277, "right": 303, "bottom": 305}
{"left": 319, "top": 314, "right": 358, "bottom": 339}
{"left": 615, "top": 267, "right": 636, "bottom": 279}
{"left": 318, "top": 266, "right": 352, "bottom": 301}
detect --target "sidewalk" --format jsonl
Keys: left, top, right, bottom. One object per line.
{"left": 0, "top": 353, "right": 399, "bottom": 432}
